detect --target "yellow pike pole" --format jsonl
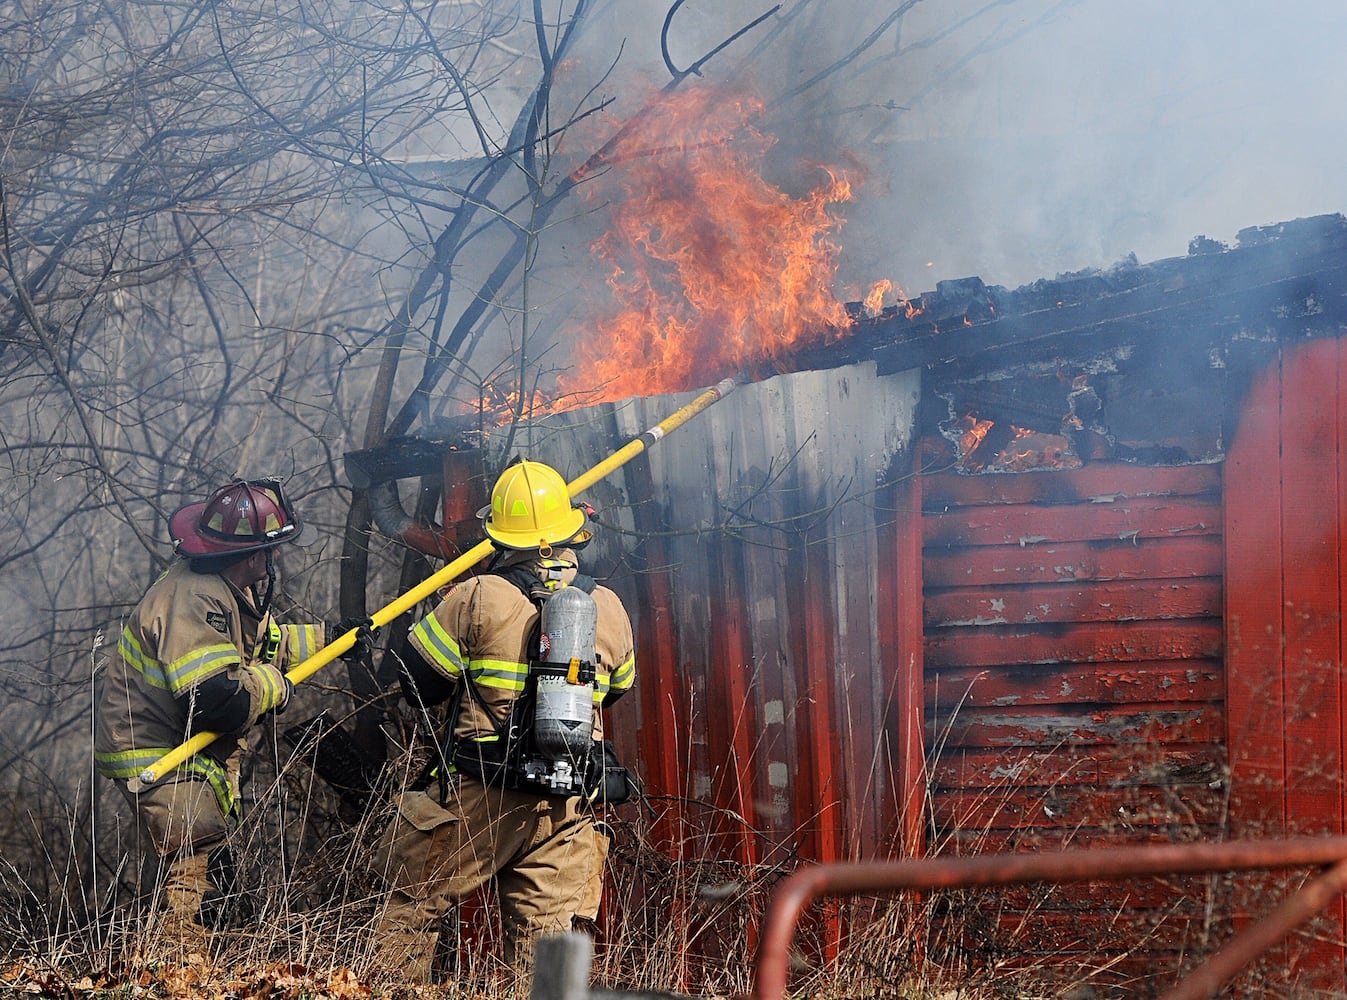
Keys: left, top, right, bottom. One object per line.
{"left": 138, "top": 375, "right": 743, "bottom": 784}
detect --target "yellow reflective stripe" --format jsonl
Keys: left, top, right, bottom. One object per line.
{"left": 165, "top": 643, "right": 239, "bottom": 693}
{"left": 94, "top": 748, "right": 236, "bottom": 815}
{"left": 254, "top": 665, "right": 282, "bottom": 710}
{"left": 609, "top": 653, "right": 635, "bottom": 692}
{"left": 94, "top": 747, "right": 177, "bottom": 777}
{"left": 411, "top": 613, "right": 466, "bottom": 679}
{"left": 286, "top": 624, "right": 321, "bottom": 661}
{"left": 471, "top": 657, "right": 528, "bottom": 692}
{"left": 119, "top": 627, "right": 168, "bottom": 690}
{"left": 119, "top": 627, "right": 239, "bottom": 694}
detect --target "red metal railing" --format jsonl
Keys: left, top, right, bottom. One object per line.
{"left": 751, "top": 837, "right": 1347, "bottom": 1000}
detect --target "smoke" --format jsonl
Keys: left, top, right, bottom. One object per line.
{"left": 562, "top": 0, "right": 1347, "bottom": 297}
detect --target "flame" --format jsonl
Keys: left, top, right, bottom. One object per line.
{"left": 956, "top": 415, "right": 1082, "bottom": 472}
{"left": 557, "top": 86, "right": 853, "bottom": 406}
{"left": 959, "top": 416, "right": 994, "bottom": 456}
{"left": 479, "top": 382, "right": 549, "bottom": 421}
{"left": 863, "top": 279, "right": 892, "bottom": 317}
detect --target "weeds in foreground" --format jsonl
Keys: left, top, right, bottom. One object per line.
{"left": 5, "top": 675, "right": 1347, "bottom": 1000}
{"left": 0, "top": 769, "right": 1117, "bottom": 1000}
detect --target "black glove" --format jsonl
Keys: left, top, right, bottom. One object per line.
{"left": 327, "top": 616, "right": 378, "bottom": 659}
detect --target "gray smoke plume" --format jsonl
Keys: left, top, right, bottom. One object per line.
{"left": 566, "top": 0, "right": 1347, "bottom": 296}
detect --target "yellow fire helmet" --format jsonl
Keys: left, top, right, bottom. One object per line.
{"left": 478, "top": 459, "right": 589, "bottom": 551}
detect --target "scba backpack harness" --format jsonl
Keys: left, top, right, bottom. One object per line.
{"left": 440, "top": 566, "right": 638, "bottom": 807}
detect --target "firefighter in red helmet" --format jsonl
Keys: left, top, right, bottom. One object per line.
{"left": 94, "top": 479, "right": 357, "bottom": 953}
{"left": 372, "top": 459, "right": 637, "bottom": 982}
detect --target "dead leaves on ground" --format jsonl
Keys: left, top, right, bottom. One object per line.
{"left": 0, "top": 959, "right": 392, "bottom": 999}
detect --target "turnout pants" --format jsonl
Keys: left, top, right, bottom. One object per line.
{"left": 372, "top": 777, "right": 608, "bottom": 981}
{"left": 117, "top": 776, "right": 230, "bottom": 958}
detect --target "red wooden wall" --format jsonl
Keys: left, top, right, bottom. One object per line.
{"left": 1226, "top": 336, "right": 1347, "bottom": 987}
{"left": 907, "top": 336, "right": 1347, "bottom": 987}
{"left": 921, "top": 460, "right": 1227, "bottom": 976}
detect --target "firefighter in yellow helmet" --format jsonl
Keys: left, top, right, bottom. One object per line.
{"left": 373, "top": 459, "right": 637, "bottom": 981}
{"left": 94, "top": 479, "right": 354, "bottom": 953}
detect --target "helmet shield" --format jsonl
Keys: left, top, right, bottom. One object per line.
{"left": 171, "top": 478, "right": 305, "bottom": 557}
{"left": 478, "top": 460, "right": 587, "bottom": 551}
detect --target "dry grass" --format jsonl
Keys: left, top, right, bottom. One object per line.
{"left": 0, "top": 776, "right": 1133, "bottom": 1000}
{"left": 5, "top": 676, "right": 1347, "bottom": 1000}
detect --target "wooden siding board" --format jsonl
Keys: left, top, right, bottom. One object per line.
{"left": 946, "top": 827, "right": 1228, "bottom": 854}
{"left": 789, "top": 533, "right": 840, "bottom": 866}
{"left": 931, "top": 783, "right": 1227, "bottom": 831}
{"left": 989, "top": 876, "right": 1228, "bottom": 912}
{"left": 1342, "top": 337, "right": 1347, "bottom": 840}
{"left": 923, "top": 463, "right": 1221, "bottom": 508}
{"left": 926, "top": 661, "right": 1224, "bottom": 708}
{"left": 1279, "top": 336, "right": 1344, "bottom": 838}
{"left": 709, "top": 532, "right": 760, "bottom": 868}
{"left": 924, "top": 535, "right": 1223, "bottom": 588}
{"left": 1222, "top": 347, "right": 1296, "bottom": 976}
{"left": 925, "top": 619, "right": 1224, "bottom": 668}
{"left": 875, "top": 465, "right": 927, "bottom": 860}
{"left": 929, "top": 745, "right": 1225, "bottom": 789}
{"left": 891, "top": 470, "right": 927, "bottom": 859}
{"left": 924, "top": 494, "right": 1220, "bottom": 548}
{"left": 1342, "top": 336, "right": 1347, "bottom": 841}
{"left": 983, "top": 911, "right": 1217, "bottom": 953}
{"left": 738, "top": 384, "right": 801, "bottom": 858}
{"left": 928, "top": 705, "right": 1224, "bottom": 749}
{"left": 1278, "top": 338, "right": 1345, "bottom": 980}
{"left": 924, "top": 578, "right": 1222, "bottom": 626}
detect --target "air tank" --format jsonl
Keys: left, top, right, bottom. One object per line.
{"left": 532, "top": 585, "right": 597, "bottom": 759}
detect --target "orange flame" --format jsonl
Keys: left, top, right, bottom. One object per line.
{"left": 863, "top": 279, "right": 892, "bottom": 318}
{"left": 557, "top": 86, "right": 853, "bottom": 405}
{"left": 956, "top": 415, "right": 1082, "bottom": 473}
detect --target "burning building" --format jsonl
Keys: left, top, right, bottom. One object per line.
{"left": 351, "top": 212, "right": 1347, "bottom": 992}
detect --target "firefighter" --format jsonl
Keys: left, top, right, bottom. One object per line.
{"left": 94, "top": 478, "right": 357, "bottom": 952}
{"left": 373, "top": 459, "right": 636, "bottom": 981}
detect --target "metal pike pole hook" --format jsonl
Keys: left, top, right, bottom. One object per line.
{"left": 138, "top": 375, "right": 743, "bottom": 785}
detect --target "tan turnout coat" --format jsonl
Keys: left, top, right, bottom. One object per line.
{"left": 95, "top": 559, "right": 323, "bottom": 852}
{"left": 375, "top": 554, "right": 636, "bottom": 974}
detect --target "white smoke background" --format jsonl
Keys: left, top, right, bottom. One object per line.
{"left": 550, "top": 0, "right": 1347, "bottom": 304}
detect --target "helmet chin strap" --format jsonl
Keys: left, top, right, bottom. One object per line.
{"left": 254, "top": 548, "right": 277, "bottom": 616}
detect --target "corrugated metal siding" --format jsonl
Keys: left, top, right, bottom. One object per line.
{"left": 921, "top": 462, "right": 1227, "bottom": 965}
{"left": 524, "top": 362, "right": 920, "bottom": 868}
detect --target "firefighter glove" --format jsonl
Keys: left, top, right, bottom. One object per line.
{"left": 255, "top": 662, "right": 292, "bottom": 716}
{"left": 327, "top": 616, "right": 379, "bottom": 659}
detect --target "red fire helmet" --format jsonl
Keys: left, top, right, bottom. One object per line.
{"left": 170, "top": 479, "right": 305, "bottom": 557}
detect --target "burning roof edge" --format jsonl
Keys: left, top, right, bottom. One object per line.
{"left": 346, "top": 213, "right": 1347, "bottom": 492}
{"left": 785, "top": 213, "right": 1347, "bottom": 380}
